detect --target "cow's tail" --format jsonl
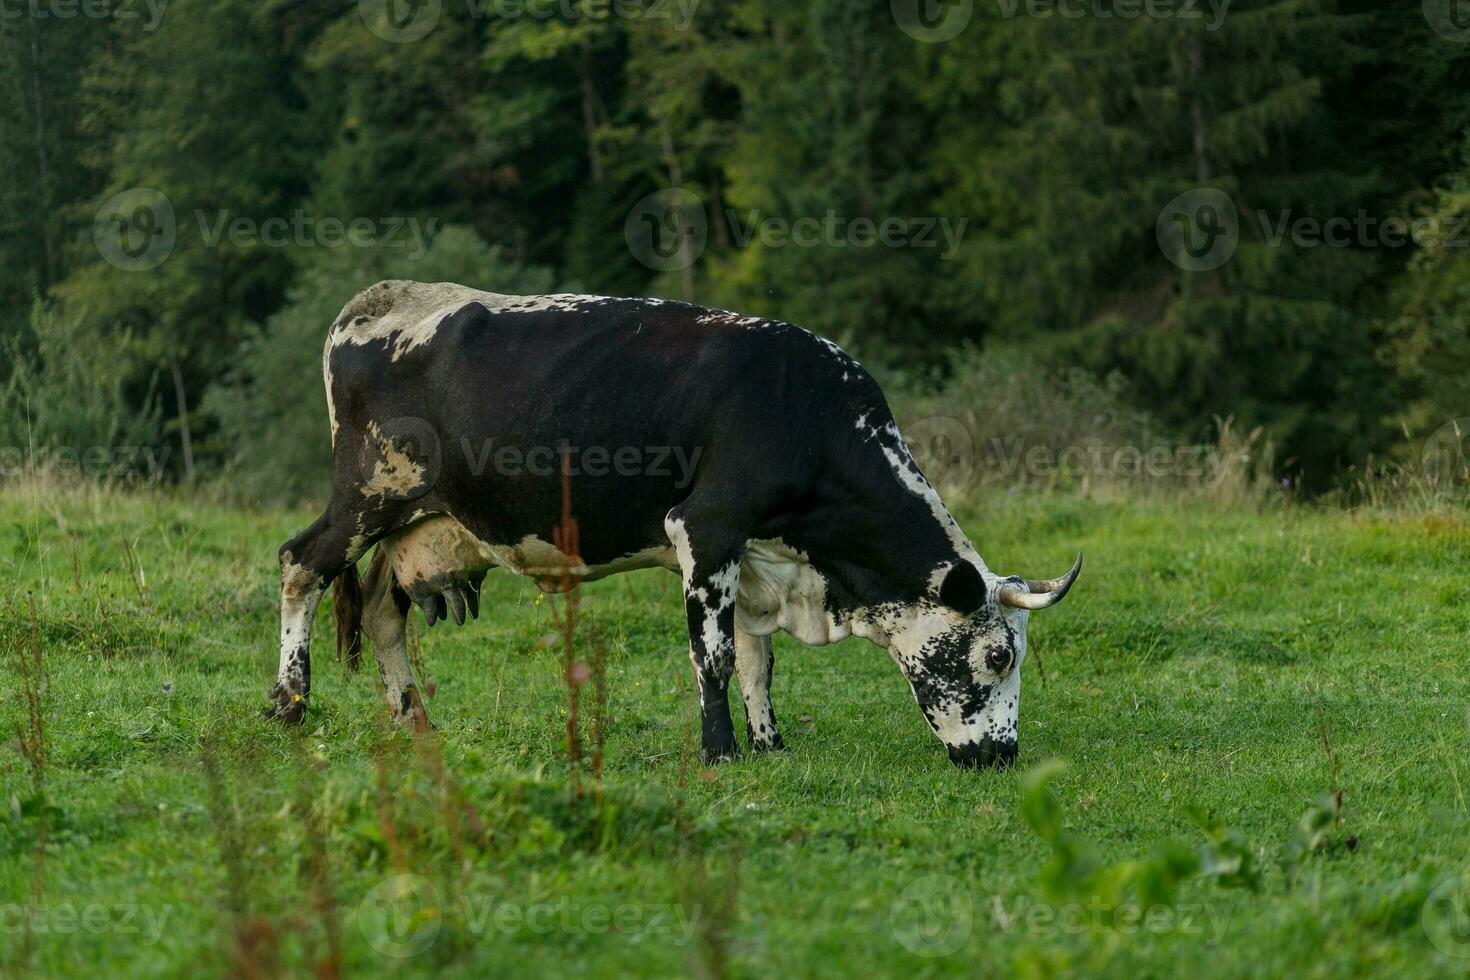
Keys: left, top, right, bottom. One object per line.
{"left": 334, "top": 559, "right": 364, "bottom": 671}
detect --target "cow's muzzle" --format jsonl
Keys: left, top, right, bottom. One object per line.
{"left": 948, "top": 737, "right": 1017, "bottom": 769}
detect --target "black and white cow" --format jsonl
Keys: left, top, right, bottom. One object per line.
{"left": 270, "top": 280, "right": 1080, "bottom": 767}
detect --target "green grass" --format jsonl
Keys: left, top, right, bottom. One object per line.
{"left": 2, "top": 486, "right": 1469, "bottom": 977}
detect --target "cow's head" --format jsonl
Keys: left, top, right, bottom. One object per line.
{"left": 880, "top": 555, "right": 1081, "bottom": 768}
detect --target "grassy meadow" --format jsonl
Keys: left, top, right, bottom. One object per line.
{"left": 1, "top": 485, "right": 1468, "bottom": 977}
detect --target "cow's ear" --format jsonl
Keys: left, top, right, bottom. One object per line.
{"left": 938, "top": 561, "right": 986, "bottom": 616}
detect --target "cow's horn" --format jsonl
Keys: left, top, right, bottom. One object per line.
{"left": 998, "top": 553, "right": 1082, "bottom": 611}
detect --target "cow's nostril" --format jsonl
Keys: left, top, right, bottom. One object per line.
{"left": 948, "top": 737, "right": 1018, "bottom": 769}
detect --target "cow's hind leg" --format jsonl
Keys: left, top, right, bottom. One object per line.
{"left": 270, "top": 503, "right": 395, "bottom": 722}
{"left": 735, "top": 628, "right": 783, "bottom": 751}
{"left": 666, "top": 511, "right": 745, "bottom": 763}
{"left": 361, "top": 547, "right": 430, "bottom": 733}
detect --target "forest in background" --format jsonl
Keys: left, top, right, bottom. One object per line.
{"left": 4, "top": 0, "right": 1470, "bottom": 500}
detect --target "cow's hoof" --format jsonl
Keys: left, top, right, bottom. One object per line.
{"left": 389, "top": 689, "right": 433, "bottom": 735}
{"left": 264, "top": 686, "right": 307, "bottom": 725}
{"left": 745, "top": 723, "right": 786, "bottom": 752}
{"left": 700, "top": 742, "right": 741, "bottom": 764}
{"left": 389, "top": 710, "right": 434, "bottom": 736}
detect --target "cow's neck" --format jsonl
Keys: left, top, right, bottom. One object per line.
{"left": 782, "top": 470, "right": 983, "bottom": 622}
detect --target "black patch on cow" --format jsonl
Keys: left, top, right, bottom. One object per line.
{"left": 909, "top": 618, "right": 994, "bottom": 722}
{"left": 939, "top": 561, "right": 986, "bottom": 616}
{"left": 947, "top": 737, "right": 1017, "bottom": 769}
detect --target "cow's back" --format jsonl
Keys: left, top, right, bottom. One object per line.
{"left": 322, "top": 280, "right": 895, "bottom": 566}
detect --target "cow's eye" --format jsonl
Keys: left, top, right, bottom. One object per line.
{"left": 985, "top": 648, "right": 1013, "bottom": 673}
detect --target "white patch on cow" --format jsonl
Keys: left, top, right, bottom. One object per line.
{"left": 329, "top": 280, "right": 613, "bottom": 362}
{"left": 359, "top": 421, "right": 428, "bottom": 500}
{"left": 323, "top": 330, "right": 339, "bottom": 444}
{"left": 695, "top": 309, "right": 768, "bottom": 329}
{"left": 699, "top": 560, "right": 740, "bottom": 658}
{"left": 665, "top": 516, "right": 696, "bottom": 587}
{"left": 735, "top": 538, "right": 851, "bottom": 646}
{"left": 734, "top": 629, "right": 778, "bottom": 745}
{"left": 816, "top": 336, "right": 851, "bottom": 362}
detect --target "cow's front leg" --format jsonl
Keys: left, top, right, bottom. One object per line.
{"left": 736, "top": 628, "right": 783, "bottom": 751}
{"left": 666, "top": 515, "right": 744, "bottom": 763}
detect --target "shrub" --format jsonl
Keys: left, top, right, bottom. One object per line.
{"left": 890, "top": 346, "right": 1281, "bottom": 507}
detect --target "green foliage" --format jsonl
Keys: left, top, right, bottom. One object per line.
{"left": 1020, "top": 760, "right": 1257, "bottom": 924}
{"left": 0, "top": 10, "right": 104, "bottom": 340}
{"left": 1282, "top": 793, "right": 1344, "bottom": 879}
{"left": 1189, "top": 805, "right": 1263, "bottom": 892}
{"left": 0, "top": 300, "right": 161, "bottom": 458}
{"left": 4, "top": 1, "right": 1470, "bottom": 493}
{"left": 928, "top": 0, "right": 1396, "bottom": 483}
{"left": 1382, "top": 133, "right": 1470, "bottom": 445}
